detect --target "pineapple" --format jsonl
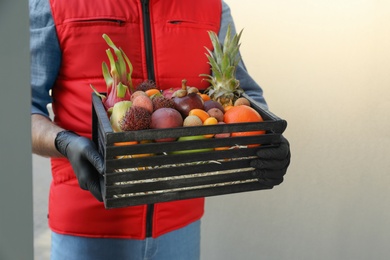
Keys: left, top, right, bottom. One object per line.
{"left": 201, "top": 24, "right": 244, "bottom": 107}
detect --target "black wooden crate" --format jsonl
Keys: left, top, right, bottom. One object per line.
{"left": 92, "top": 93, "right": 287, "bottom": 209}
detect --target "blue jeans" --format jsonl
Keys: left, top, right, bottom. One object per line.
{"left": 50, "top": 220, "right": 200, "bottom": 260}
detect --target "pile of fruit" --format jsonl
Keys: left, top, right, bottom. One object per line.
{"left": 111, "top": 78, "right": 264, "bottom": 140}
{"left": 92, "top": 26, "right": 264, "bottom": 149}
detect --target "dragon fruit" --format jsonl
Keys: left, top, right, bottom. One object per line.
{"left": 91, "top": 34, "right": 134, "bottom": 111}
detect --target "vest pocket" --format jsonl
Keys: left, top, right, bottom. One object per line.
{"left": 166, "top": 19, "right": 217, "bottom": 30}
{"left": 64, "top": 17, "right": 126, "bottom": 26}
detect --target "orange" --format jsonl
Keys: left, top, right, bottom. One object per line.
{"left": 223, "top": 105, "right": 265, "bottom": 146}
{"left": 114, "top": 141, "right": 138, "bottom": 146}
{"left": 214, "top": 146, "right": 230, "bottom": 151}
{"left": 224, "top": 105, "right": 263, "bottom": 124}
{"left": 114, "top": 140, "right": 154, "bottom": 159}
{"left": 198, "top": 93, "right": 211, "bottom": 102}
{"left": 114, "top": 141, "right": 137, "bottom": 159}
{"left": 189, "top": 108, "right": 210, "bottom": 123}
{"left": 145, "top": 88, "right": 161, "bottom": 97}
{"left": 223, "top": 105, "right": 234, "bottom": 112}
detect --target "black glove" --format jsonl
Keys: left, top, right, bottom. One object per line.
{"left": 55, "top": 130, "right": 104, "bottom": 202}
{"left": 250, "top": 135, "right": 291, "bottom": 188}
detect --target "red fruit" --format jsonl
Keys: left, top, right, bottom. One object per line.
{"left": 130, "top": 90, "right": 148, "bottom": 101}
{"left": 132, "top": 95, "right": 153, "bottom": 114}
{"left": 162, "top": 88, "right": 180, "bottom": 99}
{"left": 151, "top": 108, "right": 183, "bottom": 142}
{"left": 119, "top": 106, "right": 151, "bottom": 131}
{"left": 91, "top": 34, "right": 134, "bottom": 111}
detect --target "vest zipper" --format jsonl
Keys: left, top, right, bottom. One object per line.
{"left": 141, "top": 0, "right": 155, "bottom": 238}
{"left": 141, "top": 0, "right": 156, "bottom": 81}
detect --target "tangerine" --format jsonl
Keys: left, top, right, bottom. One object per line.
{"left": 189, "top": 108, "right": 210, "bottom": 123}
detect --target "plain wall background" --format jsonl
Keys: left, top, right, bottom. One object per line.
{"left": 25, "top": 0, "right": 390, "bottom": 259}
{"left": 201, "top": 1, "right": 390, "bottom": 260}
{"left": 0, "top": 0, "right": 34, "bottom": 259}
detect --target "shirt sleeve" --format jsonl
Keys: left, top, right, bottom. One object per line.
{"left": 29, "top": 0, "right": 61, "bottom": 117}
{"left": 219, "top": 1, "right": 268, "bottom": 109}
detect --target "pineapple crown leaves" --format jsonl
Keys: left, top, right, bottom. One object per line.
{"left": 200, "top": 24, "right": 244, "bottom": 100}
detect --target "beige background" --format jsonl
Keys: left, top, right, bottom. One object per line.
{"left": 201, "top": 1, "right": 390, "bottom": 260}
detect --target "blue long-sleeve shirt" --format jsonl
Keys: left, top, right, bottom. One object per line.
{"left": 30, "top": 0, "right": 267, "bottom": 118}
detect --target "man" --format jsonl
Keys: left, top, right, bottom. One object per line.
{"left": 30, "top": 0, "right": 290, "bottom": 259}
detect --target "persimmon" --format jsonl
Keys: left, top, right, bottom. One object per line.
{"left": 223, "top": 105, "right": 265, "bottom": 147}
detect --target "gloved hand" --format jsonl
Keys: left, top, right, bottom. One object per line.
{"left": 250, "top": 135, "right": 291, "bottom": 188}
{"left": 55, "top": 130, "right": 104, "bottom": 202}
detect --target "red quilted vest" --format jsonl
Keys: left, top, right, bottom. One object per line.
{"left": 48, "top": 0, "right": 221, "bottom": 239}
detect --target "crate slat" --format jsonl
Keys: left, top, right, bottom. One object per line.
{"left": 105, "top": 169, "right": 257, "bottom": 196}
{"left": 104, "top": 181, "right": 272, "bottom": 208}
{"left": 105, "top": 158, "right": 252, "bottom": 184}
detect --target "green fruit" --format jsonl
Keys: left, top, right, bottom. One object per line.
{"left": 171, "top": 135, "right": 213, "bottom": 154}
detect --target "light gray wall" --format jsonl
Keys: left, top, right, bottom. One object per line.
{"left": 0, "top": 0, "right": 34, "bottom": 259}
{"left": 201, "top": 1, "right": 390, "bottom": 260}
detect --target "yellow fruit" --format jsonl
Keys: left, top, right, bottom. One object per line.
{"left": 203, "top": 116, "right": 218, "bottom": 138}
